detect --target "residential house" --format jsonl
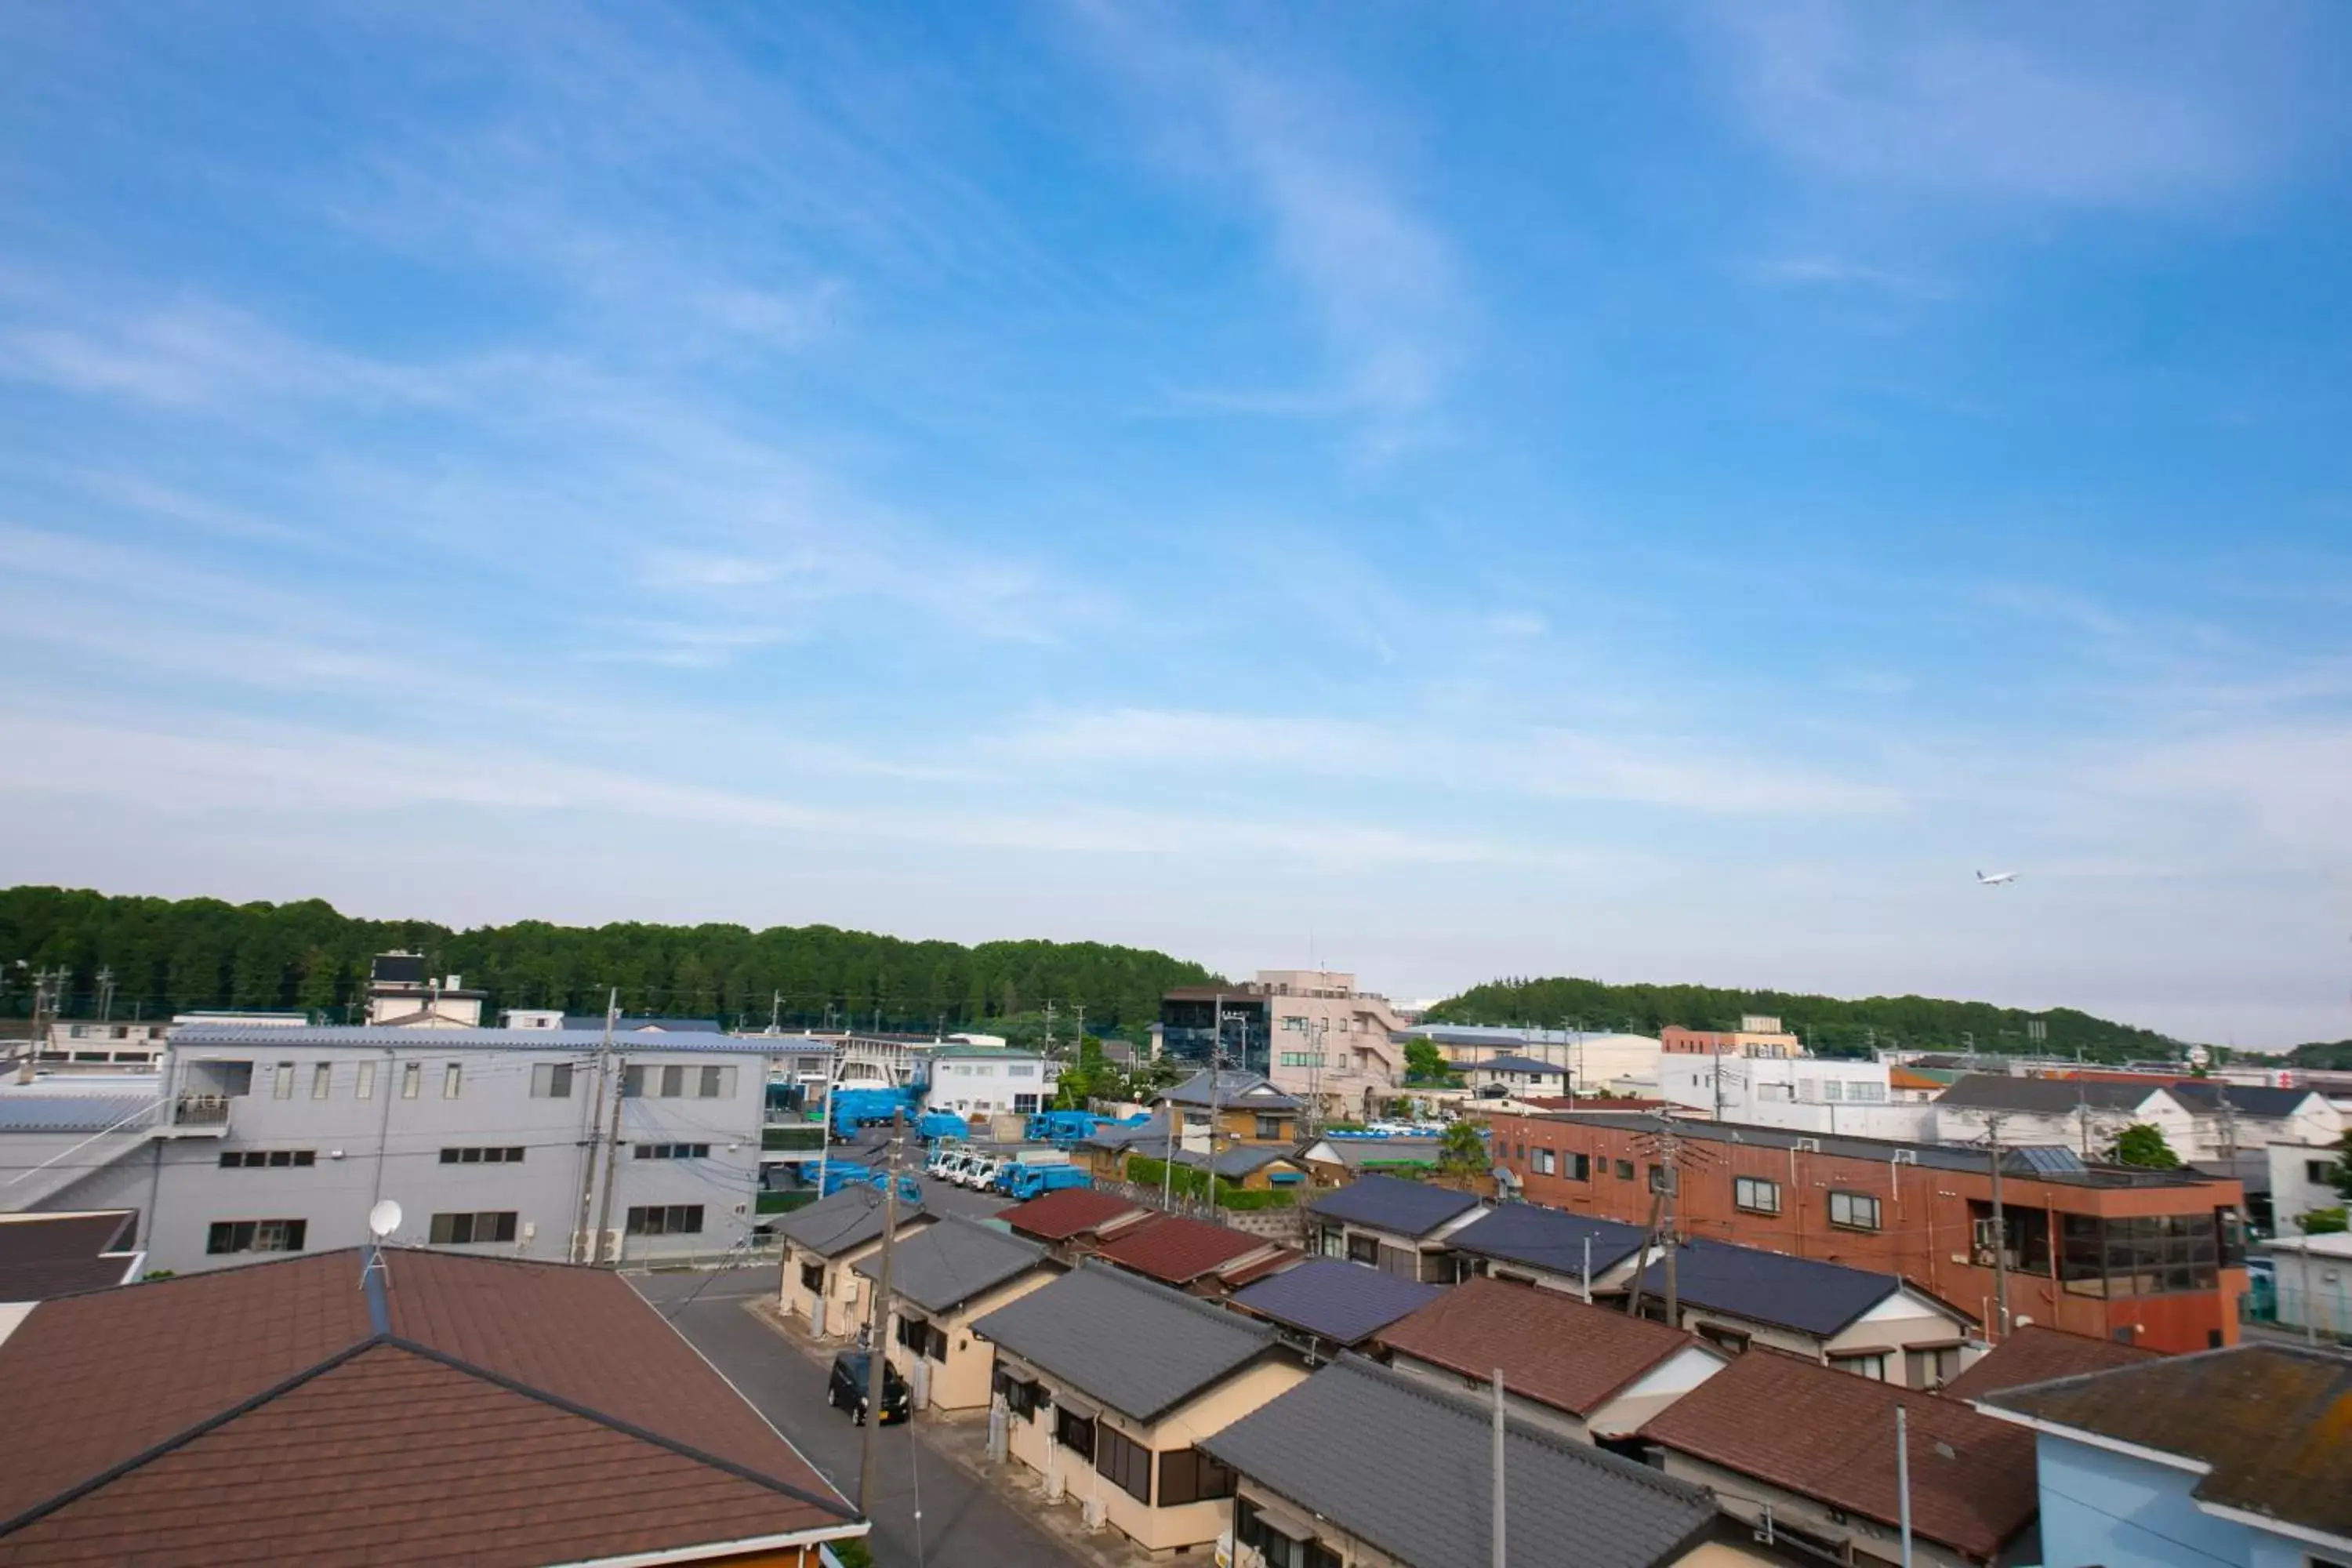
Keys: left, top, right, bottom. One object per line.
{"left": 27, "top": 1020, "right": 171, "bottom": 1074}
{"left": 1444, "top": 1203, "right": 1653, "bottom": 1297}
{"left": 997, "top": 1186, "right": 1155, "bottom": 1263}
{"left": 1486, "top": 1111, "right": 2249, "bottom": 1352}
{"left": 362, "top": 951, "right": 486, "bottom": 1028}
{"left": 1092, "top": 1212, "right": 1298, "bottom": 1298}
{"left": 972, "top": 1261, "right": 1308, "bottom": 1554}
{"left": 1308, "top": 1174, "right": 1486, "bottom": 1283}
{"left": 1980, "top": 1343, "right": 2352, "bottom": 1568}
{"left": 775, "top": 1185, "right": 936, "bottom": 1341}
{"left": 2165, "top": 1081, "right": 2343, "bottom": 1161}
{"left": 1296, "top": 1134, "right": 1446, "bottom": 1187}
{"left": 1156, "top": 1070, "right": 1305, "bottom": 1147}
{"left": 1890, "top": 1066, "right": 1950, "bottom": 1104}
{"left": 1936, "top": 1324, "right": 2160, "bottom": 1404}
{"left": 2264, "top": 1140, "right": 2347, "bottom": 1236}
{"left": 0, "top": 1248, "right": 867, "bottom": 1565}
{"left": 1639, "top": 1348, "right": 2041, "bottom": 1568}
{"left": 854, "top": 1214, "right": 1058, "bottom": 1414}
{"left": 1660, "top": 1055, "right": 1929, "bottom": 1142}
{"left": 1624, "top": 1238, "right": 1979, "bottom": 1388}
{"left": 1076, "top": 1112, "right": 1178, "bottom": 1185}
{"left": 1203, "top": 1353, "right": 1735, "bottom": 1568}
{"left": 1933, "top": 1076, "right": 2197, "bottom": 1160}
{"left": 557, "top": 1014, "right": 725, "bottom": 1033}
{"left": 1662, "top": 1017, "right": 1803, "bottom": 1058}
{"left": 925, "top": 1045, "right": 1061, "bottom": 1118}
{"left": 1377, "top": 1276, "right": 1728, "bottom": 1447}
{"left": 1229, "top": 1257, "right": 1446, "bottom": 1361}
{"left": 0, "top": 1210, "right": 143, "bottom": 1344}
{"left": 2256, "top": 1229, "right": 2352, "bottom": 1338}
{"left": 1465, "top": 1054, "right": 1570, "bottom": 1098}
{"left": 1412, "top": 1026, "right": 1666, "bottom": 1096}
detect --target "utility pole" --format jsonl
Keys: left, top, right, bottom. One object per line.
{"left": 1207, "top": 1014, "right": 1225, "bottom": 1225}
{"left": 96, "top": 967, "right": 116, "bottom": 1023}
{"left": 1073, "top": 1004, "right": 1086, "bottom": 1055}
{"left": 1043, "top": 1000, "right": 1057, "bottom": 1058}
{"left": 1623, "top": 1185, "right": 1665, "bottom": 1318}
{"left": 770, "top": 989, "right": 782, "bottom": 1034}
{"left": 1490, "top": 1367, "right": 1507, "bottom": 1568}
{"left": 1896, "top": 1403, "right": 1915, "bottom": 1568}
{"left": 573, "top": 989, "right": 617, "bottom": 1264}
{"left": 593, "top": 1006, "right": 629, "bottom": 1267}
{"left": 858, "top": 1113, "right": 904, "bottom": 1513}
{"left": 1660, "top": 1127, "right": 1682, "bottom": 1324}
{"left": 1986, "top": 1113, "right": 2010, "bottom": 1343}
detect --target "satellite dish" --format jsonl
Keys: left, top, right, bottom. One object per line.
{"left": 368, "top": 1199, "right": 403, "bottom": 1240}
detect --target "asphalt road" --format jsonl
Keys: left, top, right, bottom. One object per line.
{"left": 632, "top": 1266, "right": 1079, "bottom": 1568}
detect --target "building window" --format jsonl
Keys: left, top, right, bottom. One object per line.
{"left": 2308, "top": 1160, "right": 2336, "bottom": 1186}
{"left": 1830, "top": 1352, "right": 1889, "bottom": 1381}
{"left": 1828, "top": 1191, "right": 1882, "bottom": 1232}
{"left": 1054, "top": 1405, "right": 1095, "bottom": 1462}
{"left": 993, "top": 1367, "right": 1041, "bottom": 1421}
{"left": 1735, "top": 1176, "right": 1782, "bottom": 1215}
{"left": 355, "top": 1061, "right": 376, "bottom": 1100}
{"left": 1534, "top": 1149, "right": 1555, "bottom": 1176}
{"left": 442, "top": 1062, "right": 463, "bottom": 1098}
{"left": 633, "top": 1143, "right": 713, "bottom": 1160}
{"left": 401, "top": 1062, "right": 421, "bottom": 1099}
{"left": 1697, "top": 1323, "right": 1751, "bottom": 1355}
{"left": 429, "top": 1210, "right": 519, "bottom": 1245}
{"left": 219, "top": 1150, "right": 318, "bottom": 1169}
{"left": 1905, "top": 1345, "right": 1960, "bottom": 1388}
{"left": 207, "top": 1218, "right": 306, "bottom": 1254}
{"left": 699, "top": 1064, "right": 728, "bottom": 1098}
{"left": 1347, "top": 1234, "right": 1380, "bottom": 1266}
{"left": 660, "top": 1065, "right": 685, "bottom": 1098}
{"left": 439, "top": 1146, "right": 526, "bottom": 1164}
{"left": 1563, "top": 1152, "right": 1590, "bottom": 1181}
{"left": 1647, "top": 1163, "right": 1676, "bottom": 1196}
{"left": 1157, "top": 1446, "right": 1236, "bottom": 1506}
{"left": 1096, "top": 1425, "right": 1152, "bottom": 1504}
{"left": 625, "top": 1203, "right": 705, "bottom": 1236}
{"left": 530, "top": 1062, "right": 574, "bottom": 1098}
{"left": 1614, "top": 1159, "right": 1635, "bottom": 1181}
{"left": 1237, "top": 1499, "right": 1342, "bottom": 1568}
{"left": 272, "top": 1062, "right": 295, "bottom": 1099}
{"left": 800, "top": 1261, "right": 825, "bottom": 1293}
{"left": 1013, "top": 1094, "right": 1040, "bottom": 1115}
{"left": 310, "top": 1063, "right": 332, "bottom": 1099}
{"left": 1256, "top": 1116, "right": 1285, "bottom": 1140}
{"left": 622, "top": 1063, "right": 736, "bottom": 1098}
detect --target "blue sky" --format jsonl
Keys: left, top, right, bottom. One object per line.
{"left": 4, "top": 2, "right": 2350, "bottom": 1044}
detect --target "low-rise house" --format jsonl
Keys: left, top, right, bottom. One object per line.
{"left": 1229, "top": 1257, "right": 1446, "bottom": 1361}
{"left": 1980, "top": 1342, "right": 2352, "bottom": 1568}
{"left": 1169, "top": 1142, "right": 1315, "bottom": 1191}
{"left": 2165, "top": 1081, "right": 2342, "bottom": 1160}
{"left": 1933, "top": 1075, "right": 2197, "bottom": 1159}
{"left": 997, "top": 1186, "right": 1155, "bottom": 1262}
{"left": 1093, "top": 1212, "right": 1296, "bottom": 1298}
{"left": 1308, "top": 1173, "right": 1486, "bottom": 1283}
{"left": 1639, "top": 1348, "right": 2039, "bottom": 1568}
{"left": 775, "top": 1185, "right": 936, "bottom": 1340}
{"left": 855, "top": 1214, "right": 1058, "bottom": 1413}
{"left": 1157, "top": 1070, "right": 1305, "bottom": 1147}
{"left": 1075, "top": 1112, "right": 1176, "bottom": 1183}
{"left": 1466, "top": 1054, "right": 1570, "bottom": 1098}
{"left": 925, "top": 1044, "right": 1062, "bottom": 1118}
{"left": 0, "top": 1210, "right": 143, "bottom": 1344}
{"left": 1203, "top": 1354, "right": 1733, "bottom": 1568}
{"left": 1935, "top": 1323, "right": 2159, "bottom": 1404}
{"left": 1377, "top": 1276, "right": 1727, "bottom": 1446}
{"left": 2255, "top": 1229, "right": 2352, "bottom": 1338}
{"left": 1446, "top": 1203, "right": 1653, "bottom": 1297}
{"left": 2263, "top": 1139, "right": 2348, "bottom": 1235}
{"left": 0, "top": 1248, "right": 867, "bottom": 1565}
{"left": 1296, "top": 1133, "right": 1446, "bottom": 1187}
{"left": 1625, "top": 1237, "right": 1977, "bottom": 1388}
{"left": 971, "top": 1261, "right": 1308, "bottom": 1554}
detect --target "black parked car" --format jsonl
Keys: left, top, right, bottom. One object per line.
{"left": 826, "top": 1350, "right": 911, "bottom": 1426}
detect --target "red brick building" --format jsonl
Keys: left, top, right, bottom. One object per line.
{"left": 1486, "top": 1111, "right": 2247, "bottom": 1353}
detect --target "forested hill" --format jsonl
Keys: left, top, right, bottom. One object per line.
{"left": 0, "top": 887, "right": 1218, "bottom": 1035}
{"left": 2289, "top": 1040, "right": 2352, "bottom": 1071}
{"left": 1428, "top": 975, "right": 2186, "bottom": 1062}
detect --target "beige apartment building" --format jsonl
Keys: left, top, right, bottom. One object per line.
{"left": 1160, "top": 971, "right": 1406, "bottom": 1123}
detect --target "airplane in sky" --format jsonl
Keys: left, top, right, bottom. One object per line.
{"left": 1975, "top": 869, "right": 2019, "bottom": 887}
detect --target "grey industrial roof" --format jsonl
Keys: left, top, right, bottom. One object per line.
{"left": 1230, "top": 1259, "right": 1445, "bottom": 1347}
{"left": 773, "top": 1187, "right": 931, "bottom": 1259}
{"left": 1173, "top": 1144, "right": 1303, "bottom": 1179}
{"left": 170, "top": 1025, "right": 782, "bottom": 1054}
{"left": 561, "top": 1015, "right": 724, "bottom": 1033}
{"left": 1474, "top": 1055, "right": 1563, "bottom": 1075}
{"left": 1627, "top": 1238, "right": 1969, "bottom": 1338}
{"left": 1078, "top": 1113, "right": 1172, "bottom": 1152}
{"left": 1935, "top": 1075, "right": 2174, "bottom": 1113}
{"left": 1158, "top": 1070, "right": 1301, "bottom": 1110}
{"left": 2165, "top": 1081, "right": 2324, "bottom": 1119}
{"left": 971, "top": 1260, "right": 1281, "bottom": 1422}
{"left": 1308, "top": 1137, "right": 1445, "bottom": 1170}
{"left": 0, "top": 1094, "right": 154, "bottom": 1133}
{"left": 1307, "top": 1174, "right": 1483, "bottom": 1238}
{"left": 1203, "top": 1356, "right": 1716, "bottom": 1568}
{"left": 853, "top": 1214, "right": 1047, "bottom": 1316}
{"left": 1446, "top": 1204, "right": 1650, "bottom": 1280}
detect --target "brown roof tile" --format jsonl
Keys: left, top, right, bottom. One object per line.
{"left": 0, "top": 1212, "right": 140, "bottom": 1301}
{"left": 0, "top": 1250, "right": 858, "bottom": 1565}
{"left": 998, "top": 1187, "right": 1152, "bottom": 1243}
{"left": 1637, "top": 1349, "right": 2038, "bottom": 1563}
{"left": 1938, "top": 1323, "right": 2161, "bottom": 1403}
{"left": 1376, "top": 1276, "right": 1713, "bottom": 1417}
{"left": 1093, "top": 1214, "right": 1272, "bottom": 1285}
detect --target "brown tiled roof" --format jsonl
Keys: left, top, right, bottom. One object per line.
{"left": 0, "top": 1212, "right": 140, "bottom": 1301}
{"left": 1220, "top": 1246, "right": 1305, "bottom": 1287}
{"left": 1093, "top": 1214, "right": 1272, "bottom": 1285}
{"left": 1376, "top": 1276, "right": 1713, "bottom": 1417}
{"left": 1980, "top": 1344, "right": 2352, "bottom": 1541}
{"left": 998, "top": 1187, "right": 1151, "bottom": 1243}
{"left": 1938, "top": 1323, "right": 2161, "bottom": 1403}
{"left": 0, "top": 1249, "right": 860, "bottom": 1565}
{"left": 1637, "top": 1349, "right": 2038, "bottom": 1563}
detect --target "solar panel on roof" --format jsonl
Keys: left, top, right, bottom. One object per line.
{"left": 2008, "top": 1145, "right": 2085, "bottom": 1174}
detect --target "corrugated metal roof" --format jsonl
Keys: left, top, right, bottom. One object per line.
{"left": 1935, "top": 1075, "right": 2172, "bottom": 1113}
{"left": 1230, "top": 1259, "right": 1444, "bottom": 1346}
{"left": 1626, "top": 1238, "right": 1929, "bottom": 1338}
{"left": 1306, "top": 1174, "right": 1483, "bottom": 1238}
{"left": 851, "top": 1214, "right": 1047, "bottom": 1315}
{"left": 971, "top": 1261, "right": 1280, "bottom": 1421}
{"left": 1446, "top": 1204, "right": 1649, "bottom": 1279}
{"left": 772, "top": 1187, "right": 931, "bottom": 1258}
{"left": 0, "top": 1095, "right": 154, "bottom": 1133}
{"left": 170, "top": 1025, "right": 782, "bottom": 1054}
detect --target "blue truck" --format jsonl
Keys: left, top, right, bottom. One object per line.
{"left": 1022, "top": 1110, "right": 1101, "bottom": 1144}
{"left": 997, "top": 1163, "right": 1094, "bottom": 1201}
{"left": 916, "top": 1111, "right": 970, "bottom": 1144}
{"left": 815, "top": 1161, "right": 923, "bottom": 1203}
{"left": 826, "top": 1085, "right": 924, "bottom": 1139}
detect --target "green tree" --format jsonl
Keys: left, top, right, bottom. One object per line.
{"left": 2110, "top": 1123, "right": 2182, "bottom": 1170}
{"left": 1437, "top": 1120, "right": 1487, "bottom": 1178}
{"left": 2297, "top": 1207, "right": 2348, "bottom": 1236}
{"left": 1404, "top": 1039, "right": 1450, "bottom": 1083}
{"left": 2324, "top": 1133, "right": 2352, "bottom": 1202}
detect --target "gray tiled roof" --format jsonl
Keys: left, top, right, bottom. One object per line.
{"left": 1231, "top": 1259, "right": 1444, "bottom": 1346}
{"left": 2165, "top": 1080, "right": 2324, "bottom": 1119}
{"left": 1158, "top": 1070, "right": 1301, "bottom": 1111}
{"left": 1625, "top": 1238, "right": 1940, "bottom": 1337}
{"left": 1446, "top": 1204, "right": 1649, "bottom": 1279}
{"left": 971, "top": 1260, "right": 1281, "bottom": 1421}
{"left": 1934, "top": 1075, "right": 2173, "bottom": 1113}
{"left": 774, "top": 1186, "right": 930, "bottom": 1258}
{"left": 852, "top": 1214, "right": 1047, "bottom": 1315}
{"left": 1472, "top": 1055, "right": 1563, "bottom": 1075}
{"left": 1203, "top": 1356, "right": 1716, "bottom": 1568}
{"left": 561, "top": 1015, "right": 724, "bottom": 1033}
{"left": 169, "top": 1025, "right": 781, "bottom": 1054}
{"left": 1307, "top": 1174, "right": 1483, "bottom": 1238}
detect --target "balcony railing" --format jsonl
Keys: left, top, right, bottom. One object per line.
{"left": 174, "top": 1094, "right": 231, "bottom": 1127}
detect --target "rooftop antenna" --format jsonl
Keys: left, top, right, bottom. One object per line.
{"left": 362, "top": 1198, "right": 401, "bottom": 1326}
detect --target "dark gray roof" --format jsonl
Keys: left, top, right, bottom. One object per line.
{"left": 774, "top": 1186, "right": 930, "bottom": 1258}
{"left": 1158, "top": 1070, "right": 1301, "bottom": 1111}
{"left": 1173, "top": 1143, "right": 1303, "bottom": 1179}
{"left": 853, "top": 1214, "right": 1047, "bottom": 1315}
{"left": 1935, "top": 1075, "right": 2173, "bottom": 1113}
{"left": 1446, "top": 1204, "right": 1649, "bottom": 1280}
{"left": 2165, "top": 1081, "right": 2324, "bottom": 1119}
{"left": 971, "top": 1260, "right": 1281, "bottom": 1421}
{"left": 1231, "top": 1259, "right": 1444, "bottom": 1347}
{"left": 561, "top": 1014, "right": 724, "bottom": 1033}
{"left": 170, "top": 1025, "right": 778, "bottom": 1054}
{"left": 1628, "top": 1238, "right": 1967, "bottom": 1337}
{"left": 1308, "top": 1174, "right": 1483, "bottom": 1238}
{"left": 1203, "top": 1356, "right": 1716, "bottom": 1568}
{"left": 1473, "top": 1055, "right": 1563, "bottom": 1075}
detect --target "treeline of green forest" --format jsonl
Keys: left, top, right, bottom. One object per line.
{"left": 1427, "top": 974, "right": 2187, "bottom": 1061}
{"left": 0, "top": 887, "right": 1219, "bottom": 1035}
